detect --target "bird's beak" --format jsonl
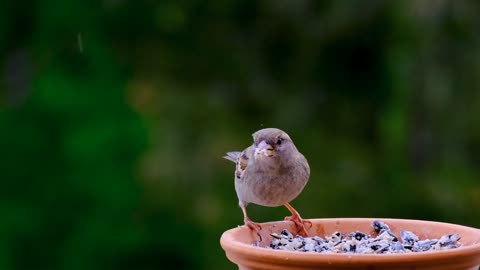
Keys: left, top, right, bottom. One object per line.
{"left": 255, "top": 140, "right": 275, "bottom": 157}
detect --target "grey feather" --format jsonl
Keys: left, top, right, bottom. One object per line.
{"left": 224, "top": 151, "right": 241, "bottom": 163}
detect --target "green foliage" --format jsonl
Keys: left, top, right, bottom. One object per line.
{"left": 1, "top": 1, "right": 480, "bottom": 269}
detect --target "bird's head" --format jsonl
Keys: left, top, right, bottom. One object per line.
{"left": 252, "top": 128, "right": 294, "bottom": 158}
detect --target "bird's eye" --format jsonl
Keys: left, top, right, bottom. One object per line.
{"left": 276, "top": 138, "right": 283, "bottom": 145}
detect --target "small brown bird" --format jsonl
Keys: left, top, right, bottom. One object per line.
{"left": 224, "top": 128, "right": 311, "bottom": 236}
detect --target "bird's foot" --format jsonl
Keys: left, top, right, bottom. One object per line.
{"left": 245, "top": 220, "right": 263, "bottom": 241}
{"left": 283, "top": 203, "right": 311, "bottom": 236}
{"left": 284, "top": 214, "right": 311, "bottom": 237}
{"left": 240, "top": 204, "right": 262, "bottom": 241}
{"left": 246, "top": 220, "right": 262, "bottom": 231}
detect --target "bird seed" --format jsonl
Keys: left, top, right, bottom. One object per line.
{"left": 265, "top": 220, "right": 461, "bottom": 254}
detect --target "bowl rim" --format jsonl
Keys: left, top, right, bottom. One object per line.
{"left": 220, "top": 218, "right": 480, "bottom": 265}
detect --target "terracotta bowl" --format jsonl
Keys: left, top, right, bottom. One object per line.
{"left": 220, "top": 218, "right": 480, "bottom": 270}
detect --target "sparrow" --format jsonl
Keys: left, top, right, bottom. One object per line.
{"left": 224, "top": 128, "right": 311, "bottom": 236}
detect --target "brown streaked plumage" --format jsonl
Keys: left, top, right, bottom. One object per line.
{"left": 224, "top": 128, "right": 311, "bottom": 236}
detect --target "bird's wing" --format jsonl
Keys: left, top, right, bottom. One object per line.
{"left": 235, "top": 146, "right": 254, "bottom": 180}
{"left": 224, "top": 146, "right": 254, "bottom": 180}
{"left": 223, "top": 151, "right": 241, "bottom": 163}
{"left": 223, "top": 151, "right": 246, "bottom": 179}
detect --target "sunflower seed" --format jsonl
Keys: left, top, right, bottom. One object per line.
{"left": 265, "top": 220, "right": 462, "bottom": 254}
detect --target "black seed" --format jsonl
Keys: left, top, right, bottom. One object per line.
{"left": 401, "top": 230, "right": 418, "bottom": 246}
{"left": 382, "top": 230, "right": 398, "bottom": 242}
{"left": 281, "top": 229, "right": 292, "bottom": 238}
{"left": 270, "top": 233, "right": 282, "bottom": 239}
{"left": 369, "top": 243, "right": 381, "bottom": 251}
{"left": 372, "top": 220, "right": 389, "bottom": 231}
{"left": 390, "top": 242, "right": 405, "bottom": 252}
{"left": 412, "top": 239, "right": 438, "bottom": 252}
{"left": 348, "top": 231, "right": 368, "bottom": 241}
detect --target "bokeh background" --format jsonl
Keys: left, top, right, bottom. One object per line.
{"left": 2, "top": 0, "right": 480, "bottom": 269}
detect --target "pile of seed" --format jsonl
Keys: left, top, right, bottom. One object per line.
{"left": 266, "top": 220, "right": 461, "bottom": 254}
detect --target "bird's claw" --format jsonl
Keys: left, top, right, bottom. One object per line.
{"left": 245, "top": 221, "right": 263, "bottom": 241}
{"left": 246, "top": 221, "right": 262, "bottom": 231}
{"left": 302, "top": 219, "right": 313, "bottom": 228}
{"left": 284, "top": 215, "right": 311, "bottom": 236}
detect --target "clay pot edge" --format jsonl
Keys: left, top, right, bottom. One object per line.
{"left": 220, "top": 218, "right": 480, "bottom": 265}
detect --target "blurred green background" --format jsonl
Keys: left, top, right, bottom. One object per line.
{"left": 1, "top": 0, "right": 480, "bottom": 269}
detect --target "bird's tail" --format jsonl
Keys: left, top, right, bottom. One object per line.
{"left": 223, "top": 151, "right": 241, "bottom": 163}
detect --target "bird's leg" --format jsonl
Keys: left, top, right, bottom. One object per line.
{"left": 240, "top": 203, "right": 262, "bottom": 241}
{"left": 283, "top": 202, "right": 311, "bottom": 236}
